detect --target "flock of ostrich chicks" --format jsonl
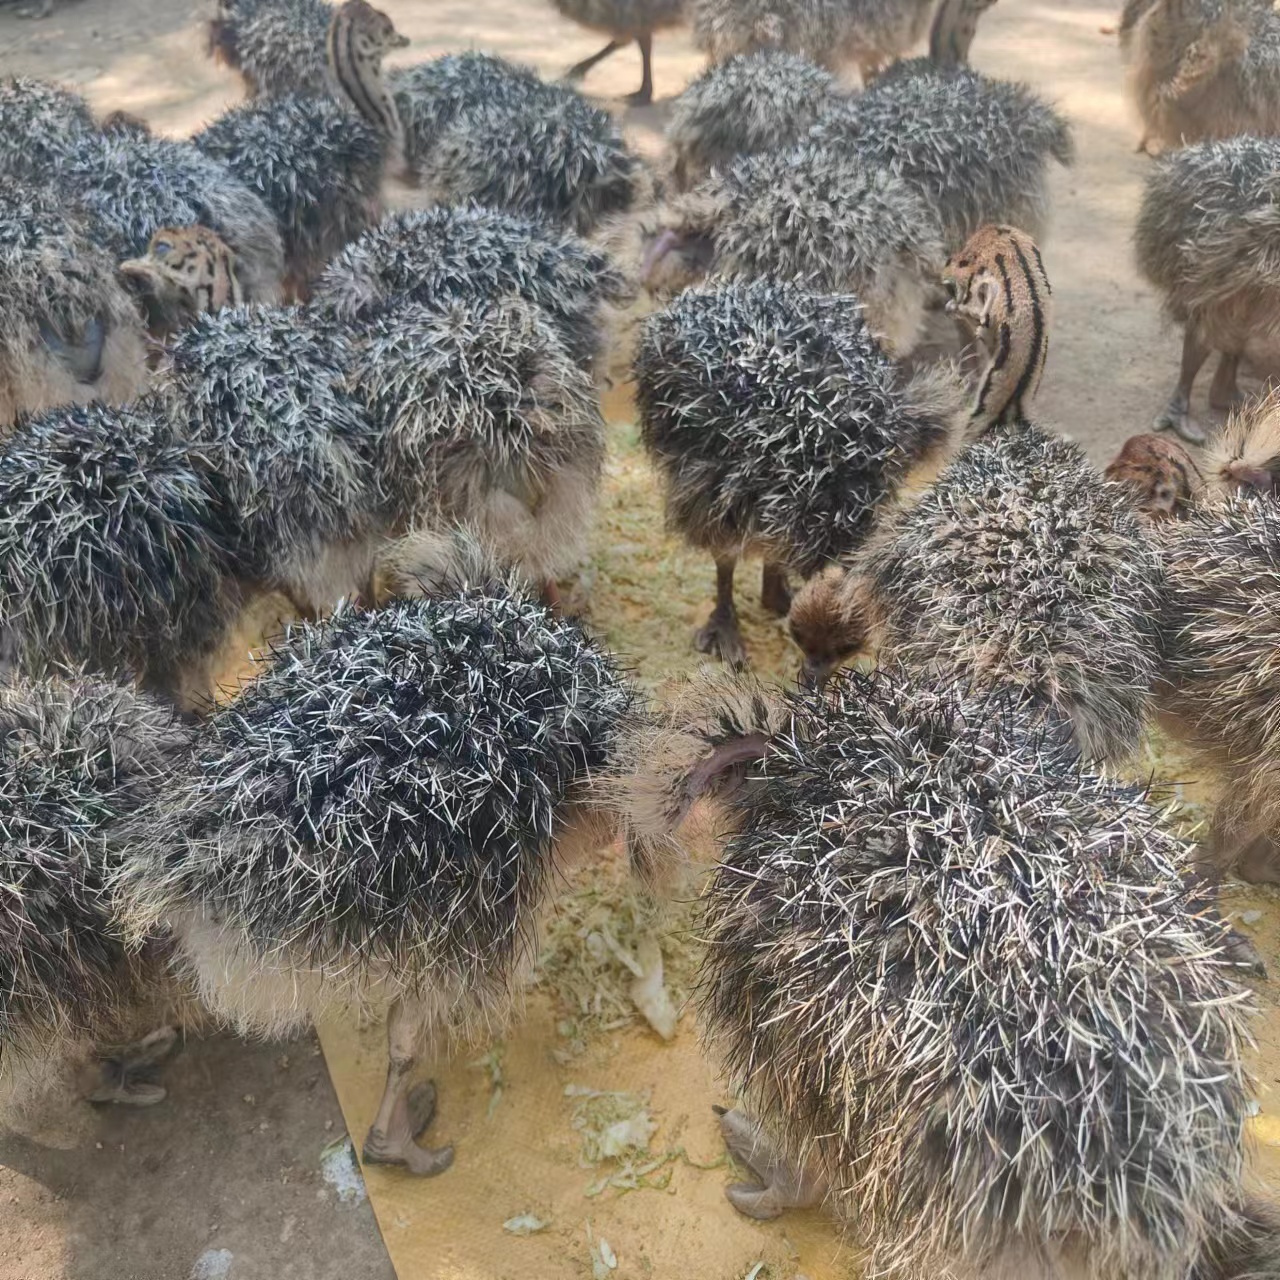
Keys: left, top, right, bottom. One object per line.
{"left": 7, "top": 0, "right": 1280, "bottom": 1274}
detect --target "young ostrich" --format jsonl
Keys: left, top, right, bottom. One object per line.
{"left": 350, "top": 295, "right": 605, "bottom": 604}
{"left": 644, "top": 144, "right": 944, "bottom": 358}
{"left": 663, "top": 52, "right": 844, "bottom": 192}
{"left": 312, "top": 205, "right": 632, "bottom": 375}
{"left": 814, "top": 60, "right": 1074, "bottom": 249}
{"left": 1136, "top": 135, "right": 1280, "bottom": 446}
{"left": 635, "top": 280, "right": 964, "bottom": 665}
{"left": 157, "top": 305, "right": 384, "bottom": 616}
{"left": 118, "top": 226, "right": 247, "bottom": 341}
{"left": 0, "top": 676, "right": 195, "bottom": 1118}
{"left": 788, "top": 226, "right": 1165, "bottom": 765}
{"left": 0, "top": 399, "right": 240, "bottom": 712}
{"left": 112, "top": 554, "right": 641, "bottom": 1176}
{"left": 326, "top": 0, "right": 644, "bottom": 235}
{"left": 208, "top": 0, "right": 336, "bottom": 99}
{"left": 193, "top": 94, "right": 387, "bottom": 299}
{"left": 552, "top": 0, "right": 686, "bottom": 104}
{"left": 0, "top": 77, "right": 99, "bottom": 181}
{"left": 612, "top": 664, "right": 1271, "bottom": 1277}
{"left": 0, "top": 183, "right": 149, "bottom": 430}
{"left": 1120, "top": 0, "right": 1280, "bottom": 154}
{"left": 688, "top": 0, "right": 937, "bottom": 81}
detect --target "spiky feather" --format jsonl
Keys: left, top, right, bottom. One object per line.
{"left": 113, "top": 592, "right": 639, "bottom": 1036}
{"left": 696, "top": 666, "right": 1251, "bottom": 1280}
{"left": 635, "top": 280, "right": 962, "bottom": 575}
{"left": 207, "top": 0, "right": 335, "bottom": 100}
{"left": 313, "top": 206, "right": 631, "bottom": 371}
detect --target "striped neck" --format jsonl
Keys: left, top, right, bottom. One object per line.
{"left": 928, "top": 0, "right": 997, "bottom": 65}
{"left": 327, "top": 1, "right": 409, "bottom": 171}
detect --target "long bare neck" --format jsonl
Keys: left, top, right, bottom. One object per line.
{"left": 327, "top": 7, "right": 407, "bottom": 161}
{"left": 928, "top": 0, "right": 997, "bottom": 64}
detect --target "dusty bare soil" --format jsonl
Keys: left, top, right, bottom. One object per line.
{"left": 2, "top": 1, "right": 1280, "bottom": 1278}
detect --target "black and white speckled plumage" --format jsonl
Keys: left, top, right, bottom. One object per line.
{"left": 58, "top": 130, "right": 285, "bottom": 304}
{"left": 854, "top": 422, "right": 1166, "bottom": 763}
{"left": 0, "top": 399, "right": 237, "bottom": 703}
{"left": 0, "top": 77, "right": 99, "bottom": 183}
{"left": 0, "top": 676, "right": 191, "bottom": 1069}
{"left": 208, "top": 0, "right": 335, "bottom": 99}
{"left": 351, "top": 296, "right": 604, "bottom": 581}
{"left": 0, "top": 182, "right": 148, "bottom": 427}
{"left": 689, "top": 0, "right": 934, "bottom": 72}
{"left": 693, "top": 667, "right": 1250, "bottom": 1280}
{"left": 1136, "top": 136, "right": 1280, "bottom": 342}
{"left": 813, "top": 61, "right": 1074, "bottom": 247}
{"left": 160, "top": 305, "right": 382, "bottom": 609}
{"left": 420, "top": 87, "right": 642, "bottom": 236}
{"left": 1157, "top": 494, "right": 1280, "bottom": 837}
{"left": 635, "top": 280, "right": 960, "bottom": 576}
{"left": 193, "top": 95, "right": 386, "bottom": 293}
{"left": 313, "top": 206, "right": 631, "bottom": 371}
{"left": 113, "top": 591, "right": 638, "bottom": 1033}
{"left": 663, "top": 51, "right": 842, "bottom": 191}
{"left": 659, "top": 146, "right": 943, "bottom": 356}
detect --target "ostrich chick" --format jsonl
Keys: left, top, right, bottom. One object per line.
{"left": 663, "top": 52, "right": 843, "bottom": 193}
{"left": 113, "top": 560, "right": 640, "bottom": 1175}
{"left": 326, "top": 1, "right": 644, "bottom": 235}
{"left": 118, "top": 225, "right": 246, "bottom": 341}
{"left": 644, "top": 144, "right": 944, "bottom": 358}
{"left": 789, "top": 226, "right": 1165, "bottom": 765}
{"left": 554, "top": 0, "right": 686, "bottom": 104}
{"left": 614, "top": 664, "right": 1266, "bottom": 1279}
{"left": 1136, "top": 134, "right": 1280, "bottom": 445}
{"left": 313, "top": 205, "right": 631, "bottom": 375}
{"left": 350, "top": 295, "right": 604, "bottom": 601}
{"left": 208, "top": 0, "right": 336, "bottom": 100}
{"left": 158, "top": 305, "right": 383, "bottom": 616}
{"left": 193, "top": 94, "right": 386, "bottom": 299}
{"left": 0, "top": 676, "right": 194, "bottom": 1119}
{"left": 635, "top": 280, "right": 964, "bottom": 665}
{"left": 0, "top": 399, "right": 239, "bottom": 711}
{"left": 688, "top": 0, "right": 936, "bottom": 81}
{"left": 1120, "top": 0, "right": 1280, "bottom": 154}
{"left": 0, "top": 183, "right": 148, "bottom": 430}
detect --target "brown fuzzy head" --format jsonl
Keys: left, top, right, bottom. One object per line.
{"left": 1105, "top": 433, "right": 1200, "bottom": 520}
{"left": 327, "top": 1, "right": 411, "bottom": 178}
{"left": 119, "top": 226, "right": 244, "bottom": 338}
{"left": 942, "top": 224, "right": 1050, "bottom": 432}
{"left": 329, "top": 0, "right": 409, "bottom": 60}
{"left": 786, "top": 566, "right": 870, "bottom": 687}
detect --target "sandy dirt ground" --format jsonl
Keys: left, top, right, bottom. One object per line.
{"left": 2, "top": 0, "right": 1280, "bottom": 1278}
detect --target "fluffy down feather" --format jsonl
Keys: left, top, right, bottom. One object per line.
{"left": 160, "top": 305, "right": 382, "bottom": 610}
{"left": 696, "top": 666, "right": 1251, "bottom": 1280}
{"left": 0, "top": 399, "right": 238, "bottom": 704}
{"left": 313, "top": 206, "right": 631, "bottom": 371}
{"left": 840, "top": 422, "right": 1166, "bottom": 764}
{"left": 112, "top": 592, "right": 638, "bottom": 1035}
{"left": 635, "top": 280, "right": 961, "bottom": 576}
{"left": 652, "top": 148, "right": 944, "bottom": 357}
{"left": 0, "top": 183, "right": 148, "bottom": 428}
{"left": 350, "top": 296, "right": 604, "bottom": 582}
{"left": 193, "top": 95, "right": 385, "bottom": 293}
{"left": 0, "top": 676, "right": 191, "bottom": 1074}
{"left": 1135, "top": 135, "right": 1280, "bottom": 344}
{"left": 813, "top": 61, "right": 1074, "bottom": 247}
{"left": 207, "top": 0, "right": 335, "bottom": 100}
{"left": 663, "top": 52, "right": 842, "bottom": 191}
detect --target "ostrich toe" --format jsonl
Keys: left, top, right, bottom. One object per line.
{"left": 714, "top": 1105, "right": 825, "bottom": 1220}
{"left": 362, "top": 1082, "right": 454, "bottom": 1177}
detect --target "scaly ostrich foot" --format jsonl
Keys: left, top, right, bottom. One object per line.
{"left": 363, "top": 1082, "right": 454, "bottom": 1177}
{"left": 714, "top": 1105, "right": 826, "bottom": 1220}
{"left": 624, "top": 85, "right": 654, "bottom": 106}
{"left": 1154, "top": 395, "right": 1208, "bottom": 445}
{"left": 760, "top": 563, "right": 792, "bottom": 617}
{"left": 694, "top": 605, "right": 747, "bottom": 667}
{"left": 84, "top": 1026, "right": 179, "bottom": 1107}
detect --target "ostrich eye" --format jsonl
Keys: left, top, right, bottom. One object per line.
{"left": 153, "top": 239, "right": 173, "bottom": 258}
